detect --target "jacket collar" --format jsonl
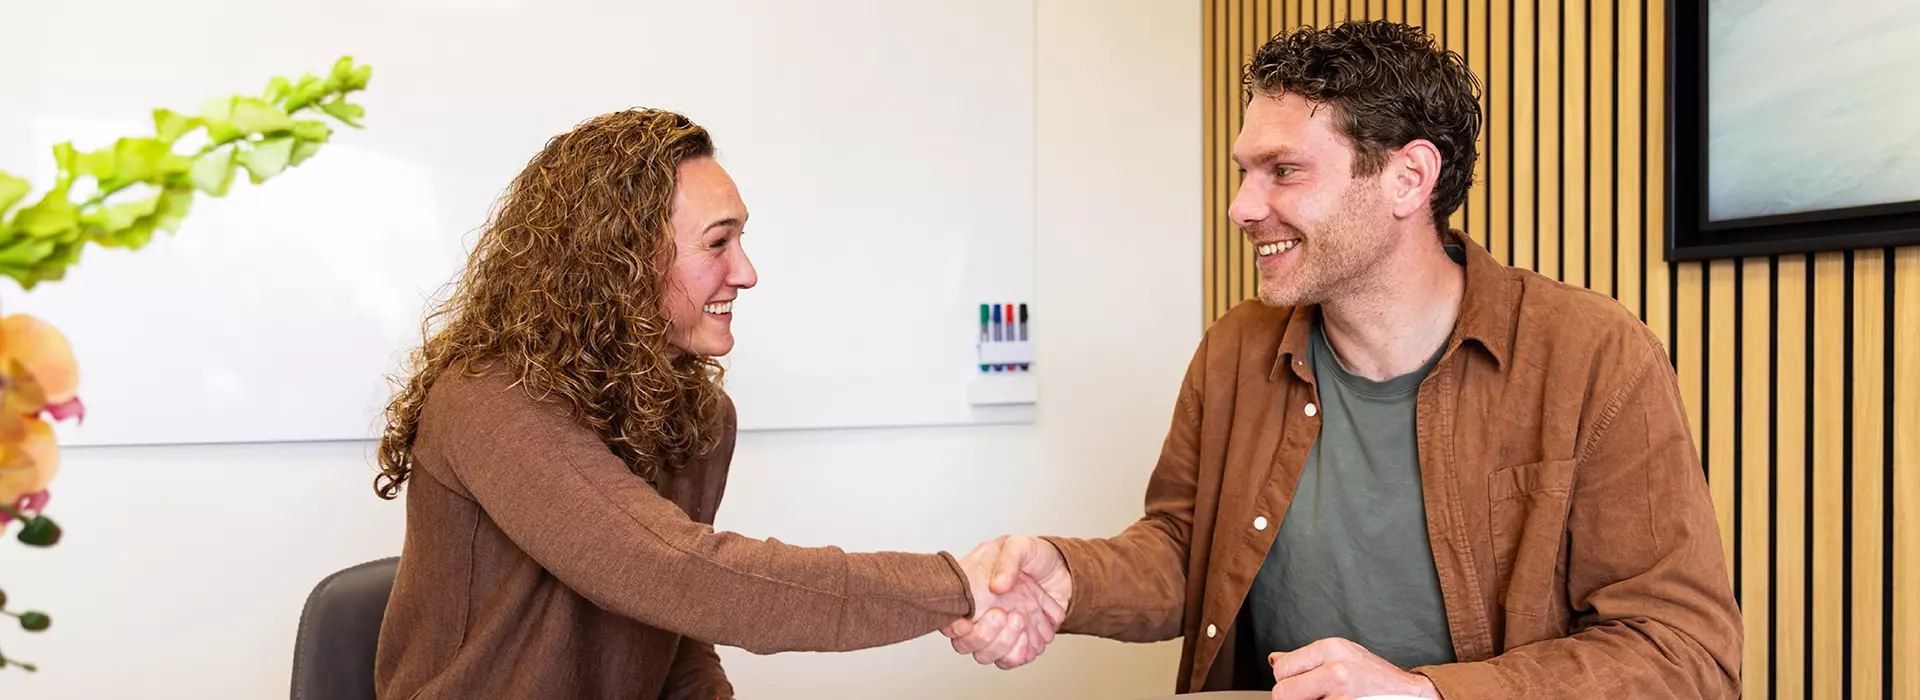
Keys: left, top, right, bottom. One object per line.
{"left": 1271, "top": 230, "right": 1515, "bottom": 382}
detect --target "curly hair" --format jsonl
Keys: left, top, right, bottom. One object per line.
{"left": 1243, "top": 20, "right": 1483, "bottom": 232}
{"left": 374, "top": 108, "right": 728, "bottom": 499}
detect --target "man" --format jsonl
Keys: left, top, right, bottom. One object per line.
{"left": 943, "top": 20, "right": 1741, "bottom": 699}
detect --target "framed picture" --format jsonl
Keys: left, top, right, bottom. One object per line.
{"left": 1667, "top": 0, "right": 1920, "bottom": 261}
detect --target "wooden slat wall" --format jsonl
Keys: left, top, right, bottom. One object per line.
{"left": 1198, "top": 2, "right": 1920, "bottom": 697}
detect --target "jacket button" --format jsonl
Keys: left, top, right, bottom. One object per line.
{"left": 1254, "top": 516, "right": 1268, "bottom": 531}
{"left": 1206, "top": 624, "right": 1217, "bottom": 638}
{"left": 1304, "top": 402, "right": 1318, "bottom": 417}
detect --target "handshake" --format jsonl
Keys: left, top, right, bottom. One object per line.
{"left": 933, "top": 535, "right": 1443, "bottom": 700}
{"left": 941, "top": 535, "right": 1072, "bottom": 670}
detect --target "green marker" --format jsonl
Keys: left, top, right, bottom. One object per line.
{"left": 979, "top": 304, "right": 991, "bottom": 371}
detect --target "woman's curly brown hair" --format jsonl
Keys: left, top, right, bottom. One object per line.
{"left": 374, "top": 108, "right": 728, "bottom": 499}
{"left": 1243, "top": 20, "right": 1483, "bottom": 232}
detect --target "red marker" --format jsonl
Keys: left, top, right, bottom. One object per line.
{"left": 1004, "top": 304, "right": 1016, "bottom": 370}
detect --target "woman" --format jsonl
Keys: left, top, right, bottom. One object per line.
{"left": 370, "top": 109, "right": 1055, "bottom": 699}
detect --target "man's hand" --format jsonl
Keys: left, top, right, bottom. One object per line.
{"left": 1268, "top": 638, "right": 1440, "bottom": 700}
{"left": 941, "top": 535, "right": 1074, "bottom": 670}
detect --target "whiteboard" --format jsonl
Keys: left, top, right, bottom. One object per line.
{"left": 0, "top": 0, "right": 1035, "bottom": 446}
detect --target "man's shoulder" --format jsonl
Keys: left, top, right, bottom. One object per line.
{"left": 1503, "top": 266, "right": 1668, "bottom": 375}
{"left": 1196, "top": 299, "right": 1298, "bottom": 367}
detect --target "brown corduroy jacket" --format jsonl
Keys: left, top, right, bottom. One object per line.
{"left": 1044, "top": 234, "right": 1742, "bottom": 698}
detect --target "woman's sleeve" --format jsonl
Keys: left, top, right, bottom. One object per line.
{"left": 415, "top": 372, "right": 974, "bottom": 655}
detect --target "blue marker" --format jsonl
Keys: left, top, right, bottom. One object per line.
{"left": 991, "top": 304, "right": 1004, "bottom": 370}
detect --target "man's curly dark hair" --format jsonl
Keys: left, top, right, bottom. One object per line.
{"left": 1243, "top": 20, "right": 1482, "bottom": 232}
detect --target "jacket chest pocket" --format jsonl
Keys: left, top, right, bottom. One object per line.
{"left": 1488, "top": 459, "right": 1575, "bottom": 618}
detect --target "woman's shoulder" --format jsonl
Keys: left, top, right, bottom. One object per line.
{"left": 714, "top": 389, "right": 737, "bottom": 428}
{"left": 423, "top": 359, "right": 521, "bottom": 413}
{"left": 417, "top": 359, "right": 578, "bottom": 444}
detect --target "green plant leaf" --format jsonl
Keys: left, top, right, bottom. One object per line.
{"left": 110, "top": 138, "right": 173, "bottom": 187}
{"left": 0, "top": 172, "right": 31, "bottom": 214}
{"left": 190, "top": 148, "right": 238, "bottom": 196}
{"left": 204, "top": 120, "right": 241, "bottom": 145}
{"left": 239, "top": 137, "right": 294, "bottom": 183}
{"left": 107, "top": 220, "right": 155, "bottom": 249}
{"left": 326, "top": 56, "right": 355, "bottom": 92}
{"left": 287, "top": 75, "right": 328, "bottom": 112}
{"left": 12, "top": 191, "right": 77, "bottom": 238}
{"left": 0, "top": 56, "right": 372, "bottom": 294}
{"left": 18, "top": 612, "right": 49, "bottom": 632}
{"left": 263, "top": 76, "right": 292, "bottom": 105}
{"left": 81, "top": 146, "right": 117, "bottom": 182}
{"left": 0, "top": 237, "right": 55, "bottom": 266}
{"left": 0, "top": 263, "right": 37, "bottom": 288}
{"left": 232, "top": 97, "right": 294, "bottom": 135}
{"left": 201, "top": 97, "right": 241, "bottom": 144}
{"left": 42, "top": 240, "right": 84, "bottom": 271}
{"left": 104, "top": 195, "right": 160, "bottom": 232}
{"left": 288, "top": 139, "right": 324, "bottom": 168}
{"left": 156, "top": 151, "right": 194, "bottom": 179}
{"left": 291, "top": 120, "right": 332, "bottom": 142}
{"left": 201, "top": 96, "right": 234, "bottom": 122}
{"left": 153, "top": 109, "right": 200, "bottom": 144}
{"left": 50, "top": 143, "right": 79, "bottom": 188}
{"left": 155, "top": 188, "right": 194, "bottom": 232}
{"left": 320, "top": 98, "right": 365, "bottom": 128}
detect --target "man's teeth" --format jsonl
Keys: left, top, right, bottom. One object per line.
{"left": 1257, "top": 240, "right": 1299, "bottom": 257}
{"left": 704, "top": 301, "right": 733, "bottom": 314}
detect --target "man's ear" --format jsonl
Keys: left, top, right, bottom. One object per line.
{"left": 1386, "top": 139, "right": 1442, "bottom": 222}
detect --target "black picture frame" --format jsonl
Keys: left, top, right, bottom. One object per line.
{"left": 1666, "top": 1, "right": 1920, "bottom": 262}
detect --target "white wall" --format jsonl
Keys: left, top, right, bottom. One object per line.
{"left": 0, "top": 1, "right": 1201, "bottom": 698}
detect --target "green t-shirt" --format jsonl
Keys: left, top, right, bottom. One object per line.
{"left": 1245, "top": 314, "right": 1457, "bottom": 674}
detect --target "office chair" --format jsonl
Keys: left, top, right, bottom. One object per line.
{"left": 290, "top": 557, "right": 399, "bottom": 700}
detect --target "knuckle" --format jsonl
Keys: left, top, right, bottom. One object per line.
{"left": 1321, "top": 637, "right": 1357, "bottom": 655}
{"left": 1327, "top": 661, "right": 1353, "bottom": 683}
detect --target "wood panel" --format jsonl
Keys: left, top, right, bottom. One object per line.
{"left": 1642, "top": 0, "right": 1669, "bottom": 352}
{"left": 1740, "top": 257, "right": 1770, "bottom": 698}
{"left": 1708, "top": 259, "right": 1736, "bottom": 575}
{"left": 1486, "top": 0, "right": 1509, "bottom": 264}
{"left": 1588, "top": 0, "right": 1613, "bottom": 299}
{"left": 1203, "top": 0, "right": 1218, "bottom": 323}
{"left": 1776, "top": 254, "right": 1808, "bottom": 698}
{"left": 1813, "top": 251, "right": 1845, "bottom": 699}
{"left": 1536, "top": 0, "right": 1561, "bottom": 280}
{"left": 1897, "top": 246, "right": 1919, "bottom": 700}
{"left": 1854, "top": 250, "right": 1886, "bottom": 698}
{"left": 1612, "top": 0, "right": 1639, "bottom": 319}
{"left": 1560, "top": 0, "right": 1586, "bottom": 289}
{"left": 1678, "top": 261, "right": 1705, "bottom": 473}
{"left": 1511, "top": 0, "right": 1536, "bottom": 271}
